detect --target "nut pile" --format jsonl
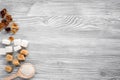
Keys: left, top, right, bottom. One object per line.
{"left": 0, "top": 8, "right": 19, "bottom": 34}
{"left": 0, "top": 8, "right": 29, "bottom": 73}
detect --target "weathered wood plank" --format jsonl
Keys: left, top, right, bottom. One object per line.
{"left": 0, "top": 0, "right": 120, "bottom": 80}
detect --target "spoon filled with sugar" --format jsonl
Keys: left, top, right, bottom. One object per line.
{"left": 4, "top": 63, "right": 35, "bottom": 80}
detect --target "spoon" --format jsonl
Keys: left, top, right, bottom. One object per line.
{"left": 4, "top": 63, "right": 35, "bottom": 80}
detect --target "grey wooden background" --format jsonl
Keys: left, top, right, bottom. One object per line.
{"left": 0, "top": 0, "right": 120, "bottom": 80}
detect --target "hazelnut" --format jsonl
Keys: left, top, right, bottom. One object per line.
{"left": 5, "top": 65, "right": 13, "bottom": 73}
{"left": 20, "top": 49, "right": 28, "bottom": 56}
{"left": 17, "top": 54, "right": 25, "bottom": 61}
{"left": 9, "top": 36, "right": 14, "bottom": 42}
{"left": 12, "top": 59, "right": 20, "bottom": 66}
{"left": 6, "top": 54, "right": 13, "bottom": 62}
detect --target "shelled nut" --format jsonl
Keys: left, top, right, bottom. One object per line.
{"left": 5, "top": 65, "right": 13, "bottom": 73}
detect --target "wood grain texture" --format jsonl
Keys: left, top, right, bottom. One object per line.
{"left": 0, "top": 0, "right": 120, "bottom": 80}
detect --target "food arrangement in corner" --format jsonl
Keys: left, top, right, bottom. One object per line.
{"left": 0, "top": 8, "right": 35, "bottom": 80}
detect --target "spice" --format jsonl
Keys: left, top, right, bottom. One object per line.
{"left": 5, "top": 65, "right": 13, "bottom": 73}
{"left": 9, "top": 36, "right": 14, "bottom": 42}
{"left": 12, "top": 59, "right": 20, "bottom": 66}
{"left": 17, "top": 54, "right": 25, "bottom": 61}
{"left": 20, "top": 49, "right": 28, "bottom": 56}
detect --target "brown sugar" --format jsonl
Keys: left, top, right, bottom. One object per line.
{"left": 5, "top": 65, "right": 13, "bottom": 73}
{"left": 12, "top": 23, "right": 18, "bottom": 26}
{"left": 17, "top": 54, "right": 25, "bottom": 61}
{"left": 6, "top": 14, "right": 12, "bottom": 22}
{"left": 0, "top": 8, "right": 7, "bottom": 18}
{"left": 11, "top": 23, "right": 19, "bottom": 29}
{"left": 20, "top": 49, "right": 28, "bottom": 56}
{"left": 1, "top": 19, "right": 9, "bottom": 27}
{"left": 5, "top": 27, "right": 11, "bottom": 32}
{"left": 0, "top": 22, "right": 5, "bottom": 31}
{"left": 11, "top": 29, "right": 18, "bottom": 34}
{"left": 12, "top": 59, "right": 20, "bottom": 66}
{"left": 11, "top": 23, "right": 19, "bottom": 34}
{"left": 6, "top": 54, "right": 13, "bottom": 62}
{"left": 9, "top": 36, "right": 14, "bottom": 42}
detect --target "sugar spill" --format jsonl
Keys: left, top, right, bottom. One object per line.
{"left": 21, "top": 64, "right": 34, "bottom": 76}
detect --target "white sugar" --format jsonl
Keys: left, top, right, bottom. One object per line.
{"left": 14, "top": 46, "right": 22, "bottom": 52}
{"left": 14, "top": 39, "right": 21, "bottom": 46}
{"left": 21, "top": 40, "right": 29, "bottom": 48}
{"left": 5, "top": 46, "right": 13, "bottom": 53}
{"left": 0, "top": 48, "right": 6, "bottom": 55}
{"left": 2, "top": 39, "right": 11, "bottom": 45}
{"left": 21, "top": 64, "right": 34, "bottom": 76}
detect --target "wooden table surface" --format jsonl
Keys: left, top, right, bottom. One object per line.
{"left": 0, "top": 0, "right": 120, "bottom": 80}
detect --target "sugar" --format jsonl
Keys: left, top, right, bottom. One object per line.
{"left": 5, "top": 46, "right": 13, "bottom": 53}
{"left": 14, "top": 39, "right": 21, "bottom": 46}
{"left": 0, "top": 48, "right": 6, "bottom": 55}
{"left": 2, "top": 39, "right": 11, "bottom": 45}
{"left": 21, "top": 40, "right": 29, "bottom": 48}
{"left": 14, "top": 46, "right": 22, "bottom": 52}
{"left": 21, "top": 64, "right": 34, "bottom": 76}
